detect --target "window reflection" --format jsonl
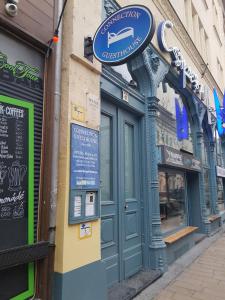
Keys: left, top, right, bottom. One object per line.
{"left": 203, "top": 169, "right": 211, "bottom": 215}
{"left": 202, "top": 134, "right": 211, "bottom": 214}
{"left": 159, "top": 171, "right": 186, "bottom": 233}
{"left": 156, "top": 81, "right": 194, "bottom": 154}
{"left": 100, "top": 114, "right": 112, "bottom": 202}
{"left": 217, "top": 177, "right": 225, "bottom": 212}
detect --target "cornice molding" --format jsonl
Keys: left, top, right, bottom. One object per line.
{"left": 152, "top": 0, "right": 223, "bottom": 96}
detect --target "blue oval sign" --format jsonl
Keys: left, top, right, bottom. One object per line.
{"left": 93, "top": 5, "right": 155, "bottom": 65}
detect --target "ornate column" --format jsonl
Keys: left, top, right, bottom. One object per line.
{"left": 128, "top": 46, "right": 169, "bottom": 271}
{"left": 195, "top": 129, "right": 211, "bottom": 235}
{"left": 147, "top": 96, "right": 167, "bottom": 271}
{"left": 209, "top": 141, "right": 219, "bottom": 215}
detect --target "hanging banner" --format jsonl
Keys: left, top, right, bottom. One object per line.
{"left": 175, "top": 98, "right": 189, "bottom": 141}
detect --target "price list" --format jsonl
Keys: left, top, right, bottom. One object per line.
{"left": 0, "top": 102, "right": 28, "bottom": 222}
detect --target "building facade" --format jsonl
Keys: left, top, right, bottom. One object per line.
{"left": 53, "top": 0, "right": 225, "bottom": 300}
{"left": 0, "top": 1, "right": 55, "bottom": 299}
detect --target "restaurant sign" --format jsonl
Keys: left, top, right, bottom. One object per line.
{"left": 0, "top": 51, "right": 40, "bottom": 82}
{"left": 160, "top": 145, "right": 201, "bottom": 172}
{"left": 157, "top": 20, "right": 205, "bottom": 97}
{"left": 93, "top": 5, "right": 155, "bottom": 65}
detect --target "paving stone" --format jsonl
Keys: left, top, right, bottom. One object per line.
{"left": 134, "top": 226, "right": 225, "bottom": 300}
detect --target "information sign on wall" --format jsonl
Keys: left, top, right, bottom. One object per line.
{"left": 79, "top": 222, "right": 92, "bottom": 239}
{"left": 70, "top": 124, "right": 99, "bottom": 189}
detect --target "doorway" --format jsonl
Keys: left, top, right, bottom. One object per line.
{"left": 100, "top": 100, "right": 143, "bottom": 287}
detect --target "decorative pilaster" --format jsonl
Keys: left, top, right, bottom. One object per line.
{"left": 209, "top": 141, "right": 219, "bottom": 215}
{"left": 196, "top": 130, "right": 211, "bottom": 235}
{"left": 147, "top": 96, "right": 167, "bottom": 271}
{"left": 128, "top": 46, "right": 169, "bottom": 272}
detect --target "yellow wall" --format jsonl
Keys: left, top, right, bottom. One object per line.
{"left": 54, "top": 0, "right": 102, "bottom": 274}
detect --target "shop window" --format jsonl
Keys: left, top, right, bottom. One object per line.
{"left": 202, "top": 136, "right": 209, "bottom": 166}
{"left": 124, "top": 123, "right": 135, "bottom": 199}
{"left": 157, "top": 81, "right": 194, "bottom": 154}
{"left": 100, "top": 114, "right": 112, "bottom": 202}
{"left": 215, "top": 130, "right": 225, "bottom": 168}
{"left": 217, "top": 177, "right": 225, "bottom": 211}
{"left": 203, "top": 168, "right": 211, "bottom": 215}
{"left": 159, "top": 171, "right": 186, "bottom": 233}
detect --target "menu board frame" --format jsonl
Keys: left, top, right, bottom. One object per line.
{"left": 69, "top": 124, "right": 100, "bottom": 224}
{"left": 0, "top": 95, "right": 34, "bottom": 300}
{"left": 70, "top": 124, "right": 99, "bottom": 190}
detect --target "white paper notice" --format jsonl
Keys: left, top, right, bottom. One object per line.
{"left": 80, "top": 223, "right": 92, "bottom": 239}
{"left": 74, "top": 196, "right": 82, "bottom": 217}
{"left": 85, "top": 192, "right": 95, "bottom": 217}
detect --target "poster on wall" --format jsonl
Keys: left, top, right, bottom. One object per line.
{"left": 70, "top": 124, "right": 99, "bottom": 190}
{"left": 0, "top": 95, "right": 34, "bottom": 300}
{"left": 71, "top": 93, "right": 100, "bottom": 130}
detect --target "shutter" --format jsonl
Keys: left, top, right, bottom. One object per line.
{"left": 0, "top": 77, "right": 44, "bottom": 241}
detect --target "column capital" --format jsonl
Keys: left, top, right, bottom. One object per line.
{"left": 209, "top": 141, "right": 215, "bottom": 151}
{"left": 196, "top": 130, "right": 203, "bottom": 139}
{"left": 147, "top": 96, "right": 160, "bottom": 114}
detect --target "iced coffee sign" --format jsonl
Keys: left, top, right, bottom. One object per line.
{"left": 0, "top": 95, "right": 34, "bottom": 249}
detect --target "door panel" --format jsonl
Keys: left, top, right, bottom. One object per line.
{"left": 119, "top": 109, "right": 142, "bottom": 280}
{"left": 100, "top": 100, "right": 142, "bottom": 286}
{"left": 100, "top": 101, "right": 119, "bottom": 286}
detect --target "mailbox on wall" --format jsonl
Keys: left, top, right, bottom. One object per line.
{"left": 69, "top": 124, "right": 100, "bottom": 224}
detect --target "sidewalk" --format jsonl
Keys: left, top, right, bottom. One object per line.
{"left": 134, "top": 227, "right": 225, "bottom": 300}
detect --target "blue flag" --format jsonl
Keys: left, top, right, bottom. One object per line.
{"left": 213, "top": 88, "right": 225, "bottom": 137}
{"left": 175, "top": 98, "right": 189, "bottom": 141}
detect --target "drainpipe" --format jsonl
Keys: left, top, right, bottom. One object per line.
{"left": 49, "top": 0, "right": 63, "bottom": 245}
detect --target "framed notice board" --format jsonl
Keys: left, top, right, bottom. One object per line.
{"left": 0, "top": 95, "right": 34, "bottom": 300}
{"left": 69, "top": 124, "right": 100, "bottom": 224}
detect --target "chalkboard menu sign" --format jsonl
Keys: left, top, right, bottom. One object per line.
{"left": 0, "top": 95, "right": 34, "bottom": 299}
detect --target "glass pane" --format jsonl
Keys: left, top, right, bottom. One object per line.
{"left": 124, "top": 123, "right": 135, "bottom": 199}
{"left": 159, "top": 172, "right": 186, "bottom": 233}
{"left": 217, "top": 177, "right": 225, "bottom": 211}
{"left": 202, "top": 137, "right": 209, "bottom": 166}
{"left": 100, "top": 114, "right": 112, "bottom": 202}
{"left": 156, "top": 81, "right": 194, "bottom": 154}
{"left": 203, "top": 168, "right": 211, "bottom": 214}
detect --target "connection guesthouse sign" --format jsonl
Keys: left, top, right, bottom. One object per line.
{"left": 93, "top": 5, "right": 155, "bottom": 65}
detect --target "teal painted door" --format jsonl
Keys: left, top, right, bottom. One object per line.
{"left": 100, "top": 100, "right": 142, "bottom": 287}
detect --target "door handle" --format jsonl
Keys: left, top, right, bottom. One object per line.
{"left": 124, "top": 204, "right": 128, "bottom": 209}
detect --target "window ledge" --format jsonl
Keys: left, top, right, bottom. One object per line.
{"left": 208, "top": 215, "right": 221, "bottom": 222}
{"left": 164, "top": 226, "right": 198, "bottom": 244}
